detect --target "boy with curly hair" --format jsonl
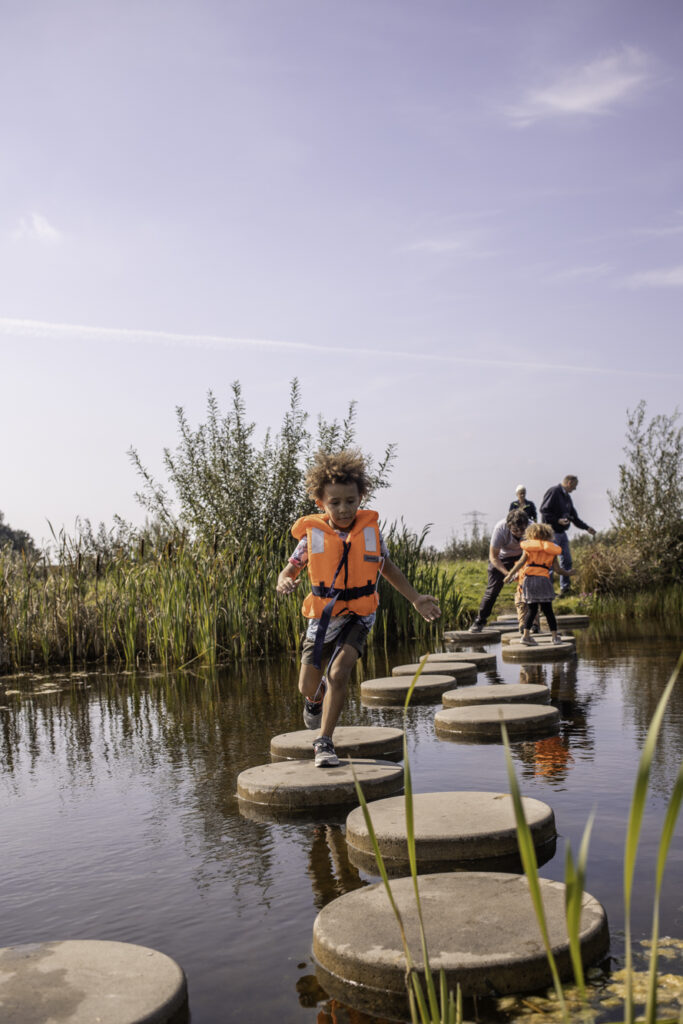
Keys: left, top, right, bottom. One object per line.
{"left": 277, "top": 449, "right": 441, "bottom": 767}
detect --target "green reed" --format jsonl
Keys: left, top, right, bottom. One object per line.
{"left": 502, "top": 650, "right": 683, "bottom": 1024}
{"left": 0, "top": 520, "right": 462, "bottom": 670}
{"left": 352, "top": 656, "right": 462, "bottom": 1024}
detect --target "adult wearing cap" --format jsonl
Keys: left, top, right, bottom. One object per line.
{"left": 540, "top": 475, "right": 596, "bottom": 596}
{"left": 509, "top": 485, "right": 537, "bottom": 522}
{"left": 469, "top": 508, "right": 529, "bottom": 633}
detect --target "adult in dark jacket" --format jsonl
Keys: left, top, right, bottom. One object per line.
{"left": 509, "top": 484, "right": 537, "bottom": 522}
{"left": 539, "top": 475, "right": 596, "bottom": 595}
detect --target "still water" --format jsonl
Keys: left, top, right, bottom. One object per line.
{"left": 1, "top": 632, "right": 682, "bottom": 1023}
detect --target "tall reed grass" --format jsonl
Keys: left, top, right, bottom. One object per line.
{"left": 0, "top": 521, "right": 462, "bottom": 671}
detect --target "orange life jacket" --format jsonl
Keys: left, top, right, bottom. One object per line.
{"left": 520, "top": 539, "right": 561, "bottom": 579}
{"left": 291, "top": 509, "right": 382, "bottom": 619}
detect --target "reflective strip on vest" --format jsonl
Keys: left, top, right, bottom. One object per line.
{"left": 363, "top": 526, "right": 377, "bottom": 553}
{"left": 310, "top": 528, "right": 325, "bottom": 554}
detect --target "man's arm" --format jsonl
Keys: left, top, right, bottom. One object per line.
{"left": 380, "top": 558, "right": 441, "bottom": 621}
{"left": 488, "top": 545, "right": 509, "bottom": 575}
{"left": 567, "top": 499, "right": 595, "bottom": 534}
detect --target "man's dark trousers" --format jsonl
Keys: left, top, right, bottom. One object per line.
{"left": 473, "top": 555, "right": 518, "bottom": 627}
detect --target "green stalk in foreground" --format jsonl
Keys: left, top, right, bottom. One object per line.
{"left": 503, "top": 651, "right": 683, "bottom": 1024}
{"left": 351, "top": 655, "right": 460, "bottom": 1024}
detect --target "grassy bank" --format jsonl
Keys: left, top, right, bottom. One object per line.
{"left": 0, "top": 523, "right": 462, "bottom": 672}
{"left": 440, "top": 560, "right": 683, "bottom": 630}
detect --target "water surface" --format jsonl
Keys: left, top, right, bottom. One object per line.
{"left": 1, "top": 632, "right": 682, "bottom": 1022}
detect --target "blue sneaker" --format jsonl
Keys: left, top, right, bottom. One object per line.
{"left": 303, "top": 677, "right": 327, "bottom": 730}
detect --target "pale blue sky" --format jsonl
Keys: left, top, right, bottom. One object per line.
{"left": 2, "top": 0, "right": 682, "bottom": 548}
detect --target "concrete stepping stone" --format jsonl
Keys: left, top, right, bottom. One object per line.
{"left": 442, "top": 683, "right": 550, "bottom": 708}
{"left": 502, "top": 641, "right": 575, "bottom": 663}
{"left": 443, "top": 628, "right": 501, "bottom": 644}
{"left": 391, "top": 661, "right": 477, "bottom": 684}
{"left": 313, "top": 871, "right": 609, "bottom": 1016}
{"left": 418, "top": 651, "right": 497, "bottom": 670}
{"left": 0, "top": 940, "right": 188, "bottom": 1024}
{"left": 361, "top": 675, "right": 461, "bottom": 707}
{"left": 497, "top": 613, "right": 589, "bottom": 629}
{"left": 435, "top": 704, "right": 560, "bottom": 742}
{"left": 237, "top": 759, "right": 403, "bottom": 817}
{"left": 345, "top": 791, "right": 556, "bottom": 875}
{"left": 501, "top": 632, "right": 575, "bottom": 645}
{"left": 270, "top": 726, "right": 403, "bottom": 762}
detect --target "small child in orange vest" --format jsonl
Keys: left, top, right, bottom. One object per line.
{"left": 503, "top": 522, "right": 573, "bottom": 645}
{"left": 277, "top": 450, "right": 441, "bottom": 767}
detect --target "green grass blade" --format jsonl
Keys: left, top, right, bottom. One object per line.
{"left": 403, "top": 656, "right": 440, "bottom": 1021}
{"left": 645, "top": 753, "right": 683, "bottom": 1024}
{"left": 623, "top": 652, "right": 683, "bottom": 1024}
{"left": 502, "top": 720, "right": 569, "bottom": 1022}
{"left": 564, "top": 811, "right": 594, "bottom": 1000}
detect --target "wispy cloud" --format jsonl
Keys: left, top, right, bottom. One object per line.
{"left": 507, "top": 46, "right": 652, "bottom": 127}
{"left": 553, "top": 263, "right": 612, "bottom": 282}
{"left": 0, "top": 316, "right": 679, "bottom": 379}
{"left": 12, "top": 212, "right": 62, "bottom": 243}
{"left": 634, "top": 211, "right": 683, "bottom": 238}
{"left": 623, "top": 265, "right": 683, "bottom": 288}
{"left": 400, "top": 238, "right": 469, "bottom": 254}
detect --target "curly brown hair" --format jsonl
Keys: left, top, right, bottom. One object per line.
{"left": 305, "top": 449, "right": 371, "bottom": 501}
{"left": 524, "top": 522, "right": 555, "bottom": 541}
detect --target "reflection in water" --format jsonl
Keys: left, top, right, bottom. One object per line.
{"left": 513, "top": 657, "right": 595, "bottom": 786}
{"left": 1, "top": 635, "right": 682, "bottom": 1023}
{"left": 307, "top": 825, "right": 366, "bottom": 911}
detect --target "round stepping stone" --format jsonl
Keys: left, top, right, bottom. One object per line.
{"left": 270, "top": 726, "right": 403, "bottom": 762}
{"left": 442, "top": 683, "right": 550, "bottom": 707}
{"left": 501, "top": 632, "right": 575, "bottom": 645}
{"left": 435, "top": 704, "right": 560, "bottom": 741}
{"left": 497, "top": 613, "right": 589, "bottom": 629}
{"left": 443, "top": 628, "right": 501, "bottom": 644}
{"left": 313, "top": 872, "right": 609, "bottom": 1016}
{"left": 0, "top": 940, "right": 188, "bottom": 1024}
{"left": 345, "top": 791, "right": 555, "bottom": 875}
{"left": 418, "top": 651, "right": 497, "bottom": 670}
{"left": 361, "top": 675, "right": 460, "bottom": 707}
{"left": 237, "top": 759, "right": 403, "bottom": 816}
{"left": 391, "top": 662, "right": 476, "bottom": 685}
{"left": 502, "top": 641, "right": 575, "bottom": 663}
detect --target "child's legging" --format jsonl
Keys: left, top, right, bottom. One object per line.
{"left": 524, "top": 602, "right": 557, "bottom": 632}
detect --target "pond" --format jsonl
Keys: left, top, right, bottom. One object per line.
{"left": 1, "top": 630, "right": 682, "bottom": 1023}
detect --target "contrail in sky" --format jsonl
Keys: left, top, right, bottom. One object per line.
{"left": 1, "top": 316, "right": 679, "bottom": 379}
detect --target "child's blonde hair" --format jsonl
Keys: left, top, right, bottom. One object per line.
{"left": 305, "top": 449, "right": 371, "bottom": 501}
{"left": 524, "top": 522, "right": 554, "bottom": 541}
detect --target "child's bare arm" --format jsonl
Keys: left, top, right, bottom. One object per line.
{"left": 381, "top": 558, "right": 441, "bottom": 622}
{"left": 552, "top": 557, "right": 574, "bottom": 578}
{"left": 503, "top": 552, "right": 527, "bottom": 583}
{"left": 276, "top": 563, "right": 301, "bottom": 595}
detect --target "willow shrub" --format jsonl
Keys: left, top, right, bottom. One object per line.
{"left": 0, "top": 520, "right": 462, "bottom": 671}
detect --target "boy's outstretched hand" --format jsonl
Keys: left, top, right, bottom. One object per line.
{"left": 413, "top": 594, "right": 441, "bottom": 622}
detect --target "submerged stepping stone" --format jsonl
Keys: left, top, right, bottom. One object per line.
{"left": 418, "top": 651, "right": 497, "bottom": 670}
{"left": 345, "top": 791, "right": 556, "bottom": 875}
{"left": 391, "top": 662, "right": 477, "bottom": 685}
{"left": 313, "top": 872, "right": 609, "bottom": 1016}
{"left": 237, "top": 759, "right": 403, "bottom": 816}
{"left": 502, "top": 641, "right": 575, "bottom": 663}
{"left": 443, "top": 628, "right": 501, "bottom": 644}
{"left": 442, "top": 683, "right": 550, "bottom": 707}
{"left": 0, "top": 940, "right": 188, "bottom": 1024}
{"left": 361, "top": 675, "right": 458, "bottom": 706}
{"left": 435, "top": 704, "right": 560, "bottom": 741}
{"left": 502, "top": 632, "right": 575, "bottom": 645}
{"left": 270, "top": 726, "right": 403, "bottom": 762}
